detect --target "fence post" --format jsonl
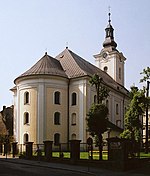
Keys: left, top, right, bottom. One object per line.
{"left": 43, "top": 141, "right": 53, "bottom": 160}
{"left": 25, "top": 142, "right": 33, "bottom": 159}
{"left": 70, "top": 140, "right": 81, "bottom": 161}
{"left": 12, "top": 142, "right": 18, "bottom": 158}
{"left": 0, "top": 142, "right": 3, "bottom": 154}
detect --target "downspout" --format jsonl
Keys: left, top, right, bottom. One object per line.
{"left": 67, "top": 79, "right": 70, "bottom": 149}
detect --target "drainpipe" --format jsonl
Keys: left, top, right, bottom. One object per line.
{"left": 67, "top": 79, "right": 70, "bottom": 149}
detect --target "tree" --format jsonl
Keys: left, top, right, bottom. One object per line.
{"left": 120, "top": 86, "right": 145, "bottom": 156}
{"left": 87, "top": 74, "right": 109, "bottom": 160}
{"left": 87, "top": 104, "right": 109, "bottom": 160}
{"left": 140, "top": 67, "right": 150, "bottom": 153}
{"left": 89, "top": 74, "right": 109, "bottom": 104}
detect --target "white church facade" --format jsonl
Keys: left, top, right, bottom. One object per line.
{"left": 11, "top": 14, "right": 129, "bottom": 145}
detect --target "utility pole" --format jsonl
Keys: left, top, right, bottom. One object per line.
{"left": 145, "top": 81, "right": 149, "bottom": 153}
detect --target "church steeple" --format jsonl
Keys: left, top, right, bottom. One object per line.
{"left": 103, "top": 12, "right": 117, "bottom": 49}
{"left": 94, "top": 11, "right": 126, "bottom": 86}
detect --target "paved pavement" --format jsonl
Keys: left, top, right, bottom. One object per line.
{"left": 0, "top": 154, "right": 149, "bottom": 176}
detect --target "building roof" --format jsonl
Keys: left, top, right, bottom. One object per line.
{"left": 14, "top": 48, "right": 128, "bottom": 95}
{"left": 56, "top": 48, "right": 128, "bottom": 94}
{"left": 15, "top": 52, "right": 68, "bottom": 82}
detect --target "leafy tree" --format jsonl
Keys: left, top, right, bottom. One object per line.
{"left": 140, "top": 67, "right": 150, "bottom": 153}
{"left": 121, "top": 86, "right": 145, "bottom": 142}
{"left": 89, "top": 74, "right": 109, "bottom": 104}
{"left": 87, "top": 74, "right": 109, "bottom": 160}
{"left": 140, "top": 67, "right": 150, "bottom": 83}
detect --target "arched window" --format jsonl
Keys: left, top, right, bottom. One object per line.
{"left": 72, "top": 92, "right": 77, "bottom": 106}
{"left": 71, "top": 113, "right": 76, "bottom": 125}
{"left": 24, "top": 92, "right": 29, "bottom": 104}
{"left": 24, "top": 133, "right": 29, "bottom": 143}
{"left": 54, "top": 91, "right": 60, "bottom": 104}
{"left": 24, "top": 112, "right": 29, "bottom": 124}
{"left": 94, "top": 95, "right": 97, "bottom": 104}
{"left": 71, "top": 134, "right": 76, "bottom": 140}
{"left": 54, "top": 133, "right": 60, "bottom": 145}
{"left": 54, "top": 112, "right": 60, "bottom": 125}
{"left": 104, "top": 66, "right": 108, "bottom": 73}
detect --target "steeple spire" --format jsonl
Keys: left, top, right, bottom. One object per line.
{"left": 103, "top": 11, "right": 117, "bottom": 49}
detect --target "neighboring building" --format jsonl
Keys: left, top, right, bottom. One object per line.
{"left": 0, "top": 105, "right": 14, "bottom": 136}
{"left": 11, "top": 14, "right": 129, "bottom": 145}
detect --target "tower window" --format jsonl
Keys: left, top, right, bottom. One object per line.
{"left": 71, "top": 113, "right": 76, "bottom": 125}
{"left": 104, "top": 66, "right": 108, "bottom": 73}
{"left": 54, "top": 133, "right": 60, "bottom": 145}
{"left": 24, "top": 92, "right": 29, "bottom": 104}
{"left": 54, "top": 112, "right": 60, "bottom": 125}
{"left": 119, "top": 68, "right": 121, "bottom": 79}
{"left": 24, "top": 112, "right": 29, "bottom": 125}
{"left": 54, "top": 91, "right": 60, "bottom": 104}
{"left": 72, "top": 92, "right": 77, "bottom": 106}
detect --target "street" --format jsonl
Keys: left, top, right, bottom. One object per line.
{"left": 0, "top": 160, "right": 91, "bottom": 176}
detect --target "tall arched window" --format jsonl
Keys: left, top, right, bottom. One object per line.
{"left": 54, "top": 91, "right": 60, "bottom": 104}
{"left": 24, "top": 112, "right": 29, "bottom": 124}
{"left": 24, "top": 133, "right": 29, "bottom": 143}
{"left": 24, "top": 92, "right": 29, "bottom": 104}
{"left": 72, "top": 92, "right": 77, "bottom": 105}
{"left": 54, "top": 133, "right": 60, "bottom": 145}
{"left": 71, "top": 113, "right": 76, "bottom": 125}
{"left": 54, "top": 112, "right": 60, "bottom": 125}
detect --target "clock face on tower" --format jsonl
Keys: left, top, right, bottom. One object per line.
{"left": 102, "top": 52, "right": 107, "bottom": 58}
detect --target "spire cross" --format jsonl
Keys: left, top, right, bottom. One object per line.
{"left": 66, "top": 42, "right": 68, "bottom": 49}
{"left": 108, "top": 6, "right": 111, "bottom": 24}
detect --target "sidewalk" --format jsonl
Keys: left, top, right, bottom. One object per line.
{"left": 0, "top": 155, "right": 149, "bottom": 176}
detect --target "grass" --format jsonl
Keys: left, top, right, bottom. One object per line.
{"left": 52, "top": 151, "right": 108, "bottom": 160}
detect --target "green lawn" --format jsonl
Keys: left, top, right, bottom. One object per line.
{"left": 52, "top": 151, "right": 108, "bottom": 160}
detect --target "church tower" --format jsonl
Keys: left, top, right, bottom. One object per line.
{"left": 94, "top": 13, "right": 126, "bottom": 86}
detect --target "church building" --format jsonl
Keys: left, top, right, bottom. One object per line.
{"left": 11, "top": 13, "right": 129, "bottom": 145}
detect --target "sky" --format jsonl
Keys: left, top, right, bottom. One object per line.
{"left": 0, "top": 0, "right": 149, "bottom": 109}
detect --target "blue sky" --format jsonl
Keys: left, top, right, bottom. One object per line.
{"left": 0, "top": 0, "right": 150, "bottom": 109}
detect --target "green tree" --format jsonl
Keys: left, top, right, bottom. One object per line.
{"left": 140, "top": 67, "right": 150, "bottom": 153}
{"left": 121, "top": 86, "right": 145, "bottom": 146}
{"left": 87, "top": 74, "right": 109, "bottom": 160}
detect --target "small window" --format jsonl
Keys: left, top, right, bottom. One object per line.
{"left": 24, "top": 133, "right": 29, "bottom": 143}
{"left": 54, "top": 91, "right": 60, "bottom": 104}
{"left": 24, "top": 92, "right": 29, "bottom": 104}
{"left": 71, "top": 113, "right": 76, "bottom": 125}
{"left": 24, "top": 112, "right": 29, "bottom": 124}
{"left": 54, "top": 133, "right": 60, "bottom": 146}
{"left": 104, "top": 66, "right": 108, "bottom": 73}
{"left": 54, "top": 112, "right": 60, "bottom": 125}
{"left": 71, "top": 134, "right": 76, "bottom": 140}
{"left": 72, "top": 92, "right": 77, "bottom": 105}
